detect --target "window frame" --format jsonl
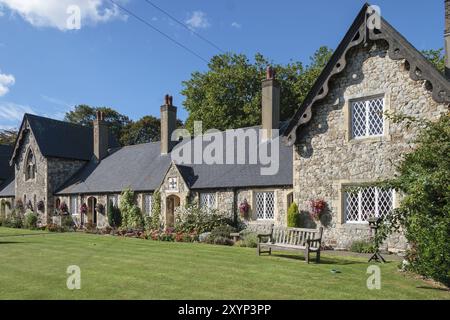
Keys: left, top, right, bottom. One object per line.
{"left": 199, "top": 192, "right": 217, "bottom": 210}
{"left": 351, "top": 96, "right": 385, "bottom": 140}
{"left": 344, "top": 186, "right": 395, "bottom": 224}
{"left": 70, "top": 195, "right": 78, "bottom": 216}
{"left": 167, "top": 177, "right": 178, "bottom": 192}
{"left": 254, "top": 191, "right": 275, "bottom": 221}
{"left": 143, "top": 194, "right": 152, "bottom": 216}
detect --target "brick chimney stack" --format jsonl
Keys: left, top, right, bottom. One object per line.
{"left": 261, "top": 66, "right": 280, "bottom": 140}
{"left": 445, "top": 0, "right": 450, "bottom": 79}
{"left": 93, "top": 111, "right": 109, "bottom": 161}
{"left": 160, "top": 94, "right": 177, "bottom": 154}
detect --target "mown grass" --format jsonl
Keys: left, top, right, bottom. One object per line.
{"left": 0, "top": 227, "right": 448, "bottom": 300}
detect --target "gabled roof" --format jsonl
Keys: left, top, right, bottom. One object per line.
{"left": 283, "top": 3, "right": 450, "bottom": 146}
{"left": 11, "top": 114, "right": 120, "bottom": 163}
{"left": 56, "top": 126, "right": 293, "bottom": 195}
{"left": 0, "top": 144, "right": 13, "bottom": 181}
{"left": 0, "top": 178, "right": 14, "bottom": 197}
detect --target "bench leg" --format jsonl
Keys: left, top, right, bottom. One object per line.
{"left": 269, "top": 248, "right": 272, "bottom": 256}
{"left": 305, "top": 248, "right": 310, "bottom": 264}
{"left": 316, "top": 250, "right": 320, "bottom": 263}
{"left": 257, "top": 243, "right": 261, "bottom": 256}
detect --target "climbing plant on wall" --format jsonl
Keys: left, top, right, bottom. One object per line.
{"left": 148, "top": 190, "right": 161, "bottom": 230}
{"left": 119, "top": 188, "right": 144, "bottom": 230}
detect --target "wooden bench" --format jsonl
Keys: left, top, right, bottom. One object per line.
{"left": 257, "top": 225, "right": 324, "bottom": 263}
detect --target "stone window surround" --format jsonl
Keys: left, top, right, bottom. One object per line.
{"left": 252, "top": 188, "right": 277, "bottom": 222}
{"left": 198, "top": 191, "right": 218, "bottom": 210}
{"left": 24, "top": 147, "right": 37, "bottom": 182}
{"left": 336, "top": 179, "right": 399, "bottom": 226}
{"left": 142, "top": 193, "right": 153, "bottom": 216}
{"left": 343, "top": 90, "right": 392, "bottom": 143}
{"left": 167, "top": 177, "right": 179, "bottom": 193}
{"left": 70, "top": 195, "right": 78, "bottom": 216}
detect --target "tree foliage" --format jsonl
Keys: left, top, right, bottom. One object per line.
{"left": 422, "top": 48, "right": 445, "bottom": 73}
{"left": 181, "top": 48, "right": 333, "bottom": 132}
{"left": 64, "top": 105, "right": 131, "bottom": 145}
{"left": 0, "top": 129, "right": 18, "bottom": 146}
{"left": 376, "top": 113, "right": 450, "bottom": 286}
{"left": 120, "top": 116, "right": 184, "bottom": 146}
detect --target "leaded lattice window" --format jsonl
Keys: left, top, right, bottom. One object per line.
{"left": 144, "top": 194, "right": 152, "bottom": 216}
{"left": 168, "top": 177, "right": 178, "bottom": 191}
{"left": 351, "top": 97, "right": 384, "bottom": 138}
{"left": 70, "top": 196, "right": 78, "bottom": 215}
{"left": 255, "top": 192, "right": 275, "bottom": 220}
{"left": 344, "top": 186, "right": 394, "bottom": 223}
{"left": 200, "top": 192, "right": 216, "bottom": 209}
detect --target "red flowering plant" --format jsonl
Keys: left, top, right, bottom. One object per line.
{"left": 309, "top": 199, "right": 327, "bottom": 221}
{"left": 59, "top": 202, "right": 68, "bottom": 214}
{"left": 80, "top": 203, "right": 88, "bottom": 215}
{"left": 239, "top": 199, "right": 250, "bottom": 218}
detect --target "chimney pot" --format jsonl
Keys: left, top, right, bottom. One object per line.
{"left": 266, "top": 66, "right": 275, "bottom": 80}
{"left": 160, "top": 94, "right": 177, "bottom": 154}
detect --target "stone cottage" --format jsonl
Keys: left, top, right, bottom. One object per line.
{"left": 282, "top": 3, "right": 450, "bottom": 251}
{"left": 1, "top": 3, "right": 449, "bottom": 252}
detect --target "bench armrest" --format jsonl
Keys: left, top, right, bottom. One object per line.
{"left": 306, "top": 238, "right": 322, "bottom": 246}
{"left": 257, "top": 233, "right": 272, "bottom": 243}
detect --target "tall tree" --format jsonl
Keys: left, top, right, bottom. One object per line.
{"left": 0, "top": 129, "right": 18, "bottom": 146}
{"left": 181, "top": 47, "right": 333, "bottom": 132}
{"left": 64, "top": 105, "right": 131, "bottom": 144}
{"left": 120, "top": 116, "right": 184, "bottom": 146}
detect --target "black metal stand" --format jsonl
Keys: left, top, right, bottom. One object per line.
{"left": 368, "top": 217, "right": 386, "bottom": 263}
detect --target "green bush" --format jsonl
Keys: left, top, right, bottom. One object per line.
{"left": 287, "top": 202, "right": 300, "bottom": 227}
{"left": 46, "top": 223, "right": 63, "bottom": 232}
{"left": 376, "top": 113, "right": 450, "bottom": 286}
{"left": 350, "top": 240, "right": 375, "bottom": 254}
{"left": 148, "top": 190, "right": 161, "bottom": 230}
{"left": 24, "top": 212, "right": 38, "bottom": 230}
{"left": 61, "top": 215, "right": 74, "bottom": 231}
{"left": 107, "top": 201, "right": 122, "bottom": 228}
{"left": 238, "top": 231, "right": 259, "bottom": 248}
{"left": 3, "top": 210, "right": 23, "bottom": 228}
{"left": 175, "top": 205, "right": 232, "bottom": 234}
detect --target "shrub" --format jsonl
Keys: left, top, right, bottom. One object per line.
{"left": 175, "top": 205, "right": 232, "bottom": 234}
{"left": 24, "top": 212, "right": 38, "bottom": 230}
{"left": 206, "top": 225, "right": 236, "bottom": 246}
{"left": 61, "top": 215, "right": 74, "bottom": 231}
{"left": 287, "top": 202, "right": 300, "bottom": 227}
{"left": 119, "top": 189, "right": 144, "bottom": 229}
{"left": 107, "top": 201, "right": 122, "bottom": 228}
{"left": 350, "top": 240, "right": 375, "bottom": 254}
{"left": 4, "top": 210, "right": 23, "bottom": 228}
{"left": 376, "top": 113, "right": 450, "bottom": 286}
{"left": 46, "top": 223, "right": 63, "bottom": 232}
{"left": 238, "top": 231, "right": 259, "bottom": 248}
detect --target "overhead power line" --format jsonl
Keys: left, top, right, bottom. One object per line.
{"left": 109, "top": 0, "right": 209, "bottom": 63}
{"left": 143, "top": 0, "right": 225, "bottom": 53}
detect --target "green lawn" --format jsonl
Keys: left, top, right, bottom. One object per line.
{"left": 0, "top": 227, "right": 448, "bottom": 300}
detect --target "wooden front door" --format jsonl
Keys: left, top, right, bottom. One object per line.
{"left": 87, "top": 197, "right": 97, "bottom": 225}
{"left": 166, "top": 195, "right": 180, "bottom": 228}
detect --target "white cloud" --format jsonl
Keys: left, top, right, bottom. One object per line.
{"left": 0, "top": 0, "right": 127, "bottom": 31}
{"left": 0, "top": 70, "right": 15, "bottom": 97}
{"left": 185, "top": 11, "right": 210, "bottom": 30}
{"left": 0, "top": 102, "right": 35, "bottom": 123}
{"left": 231, "top": 22, "right": 241, "bottom": 29}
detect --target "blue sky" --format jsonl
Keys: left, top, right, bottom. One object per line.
{"left": 0, "top": 0, "right": 445, "bottom": 130}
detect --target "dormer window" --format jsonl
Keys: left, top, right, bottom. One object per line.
{"left": 25, "top": 150, "right": 36, "bottom": 181}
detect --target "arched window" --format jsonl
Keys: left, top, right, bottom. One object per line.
{"left": 25, "top": 149, "right": 36, "bottom": 181}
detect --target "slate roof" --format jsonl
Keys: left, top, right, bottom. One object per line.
{"left": 56, "top": 126, "right": 293, "bottom": 195}
{"left": 0, "top": 145, "right": 13, "bottom": 181}
{"left": 0, "top": 178, "right": 14, "bottom": 197}
{"left": 11, "top": 114, "right": 120, "bottom": 162}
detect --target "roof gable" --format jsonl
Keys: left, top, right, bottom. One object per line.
{"left": 283, "top": 3, "right": 450, "bottom": 146}
{"left": 11, "top": 114, "right": 119, "bottom": 163}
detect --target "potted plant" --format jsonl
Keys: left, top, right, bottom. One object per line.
{"left": 239, "top": 199, "right": 250, "bottom": 219}
{"left": 309, "top": 199, "right": 326, "bottom": 221}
